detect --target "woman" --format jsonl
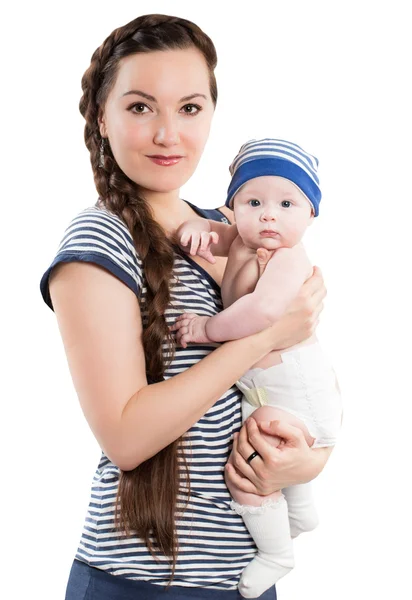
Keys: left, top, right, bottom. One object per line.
{"left": 40, "top": 13, "right": 329, "bottom": 600}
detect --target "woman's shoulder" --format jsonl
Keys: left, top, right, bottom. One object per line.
{"left": 55, "top": 200, "right": 141, "bottom": 269}
{"left": 70, "top": 199, "right": 136, "bottom": 242}
{"left": 183, "top": 200, "right": 232, "bottom": 224}
{"left": 40, "top": 200, "right": 143, "bottom": 311}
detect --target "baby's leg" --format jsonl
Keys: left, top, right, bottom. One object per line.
{"left": 226, "top": 406, "right": 282, "bottom": 507}
{"left": 226, "top": 406, "right": 312, "bottom": 598}
{"left": 226, "top": 404, "right": 314, "bottom": 506}
{"left": 283, "top": 483, "right": 319, "bottom": 539}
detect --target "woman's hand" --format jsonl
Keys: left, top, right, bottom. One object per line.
{"left": 264, "top": 266, "right": 326, "bottom": 351}
{"left": 225, "top": 417, "right": 332, "bottom": 495}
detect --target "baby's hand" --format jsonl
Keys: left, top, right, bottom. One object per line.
{"left": 179, "top": 230, "right": 219, "bottom": 264}
{"left": 256, "top": 247, "right": 275, "bottom": 278}
{"left": 170, "top": 313, "right": 213, "bottom": 348}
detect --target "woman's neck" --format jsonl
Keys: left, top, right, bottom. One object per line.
{"left": 145, "top": 190, "right": 199, "bottom": 238}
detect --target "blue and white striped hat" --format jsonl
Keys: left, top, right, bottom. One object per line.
{"left": 225, "top": 138, "right": 321, "bottom": 216}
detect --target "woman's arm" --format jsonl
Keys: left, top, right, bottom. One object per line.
{"left": 49, "top": 262, "right": 324, "bottom": 471}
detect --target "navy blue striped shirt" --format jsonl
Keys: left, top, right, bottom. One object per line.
{"left": 40, "top": 200, "right": 258, "bottom": 589}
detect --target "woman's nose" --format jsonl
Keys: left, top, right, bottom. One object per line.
{"left": 153, "top": 117, "right": 180, "bottom": 147}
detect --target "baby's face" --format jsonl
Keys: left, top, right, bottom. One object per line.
{"left": 233, "top": 176, "right": 314, "bottom": 250}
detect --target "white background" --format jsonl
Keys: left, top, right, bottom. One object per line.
{"left": 2, "top": 1, "right": 411, "bottom": 598}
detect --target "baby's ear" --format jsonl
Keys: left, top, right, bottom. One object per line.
{"left": 308, "top": 211, "right": 315, "bottom": 225}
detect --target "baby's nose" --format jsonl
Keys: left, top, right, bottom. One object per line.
{"left": 261, "top": 211, "right": 276, "bottom": 221}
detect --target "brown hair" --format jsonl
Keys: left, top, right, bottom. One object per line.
{"left": 79, "top": 14, "right": 217, "bottom": 583}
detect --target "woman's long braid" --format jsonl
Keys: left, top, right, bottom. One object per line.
{"left": 78, "top": 14, "right": 217, "bottom": 583}
{"left": 80, "top": 16, "right": 183, "bottom": 381}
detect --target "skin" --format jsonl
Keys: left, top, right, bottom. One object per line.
{"left": 224, "top": 177, "right": 318, "bottom": 506}
{"left": 50, "top": 47, "right": 330, "bottom": 494}
{"left": 173, "top": 176, "right": 315, "bottom": 344}
{"left": 98, "top": 48, "right": 215, "bottom": 229}
{"left": 234, "top": 176, "right": 314, "bottom": 251}
{"left": 173, "top": 175, "right": 328, "bottom": 506}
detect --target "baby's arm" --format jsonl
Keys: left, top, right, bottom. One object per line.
{"left": 173, "top": 245, "right": 312, "bottom": 346}
{"left": 207, "top": 244, "right": 312, "bottom": 341}
{"left": 176, "top": 218, "right": 238, "bottom": 261}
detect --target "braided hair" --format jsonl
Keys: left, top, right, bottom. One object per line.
{"left": 79, "top": 14, "right": 218, "bottom": 583}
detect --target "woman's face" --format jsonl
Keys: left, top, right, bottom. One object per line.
{"left": 98, "top": 48, "right": 215, "bottom": 195}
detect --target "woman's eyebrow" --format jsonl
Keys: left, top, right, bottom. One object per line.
{"left": 122, "top": 90, "right": 207, "bottom": 102}
{"left": 180, "top": 93, "right": 207, "bottom": 102}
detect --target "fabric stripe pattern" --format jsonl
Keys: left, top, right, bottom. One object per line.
{"left": 40, "top": 201, "right": 258, "bottom": 590}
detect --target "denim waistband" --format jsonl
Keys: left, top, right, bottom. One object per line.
{"left": 65, "top": 559, "right": 277, "bottom": 600}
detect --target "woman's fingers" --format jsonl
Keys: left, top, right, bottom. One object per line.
{"left": 312, "top": 301, "right": 324, "bottom": 321}
{"left": 225, "top": 462, "right": 259, "bottom": 494}
{"left": 237, "top": 420, "right": 257, "bottom": 459}
{"left": 226, "top": 433, "right": 261, "bottom": 491}
{"left": 258, "top": 419, "right": 308, "bottom": 448}
{"left": 304, "top": 266, "right": 325, "bottom": 298}
{"left": 241, "top": 418, "right": 283, "bottom": 462}
{"left": 231, "top": 423, "right": 277, "bottom": 485}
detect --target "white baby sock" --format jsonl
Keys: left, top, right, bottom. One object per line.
{"left": 283, "top": 483, "right": 319, "bottom": 539}
{"left": 231, "top": 495, "right": 294, "bottom": 599}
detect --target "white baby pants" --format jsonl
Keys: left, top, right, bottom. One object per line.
{"left": 231, "top": 343, "right": 342, "bottom": 590}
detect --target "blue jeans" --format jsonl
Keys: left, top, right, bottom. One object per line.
{"left": 65, "top": 560, "right": 277, "bottom": 600}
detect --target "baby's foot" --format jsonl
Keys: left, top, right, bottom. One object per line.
{"left": 239, "top": 552, "right": 294, "bottom": 598}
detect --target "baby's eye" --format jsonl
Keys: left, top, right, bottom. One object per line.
{"left": 281, "top": 200, "right": 292, "bottom": 208}
{"left": 249, "top": 199, "right": 261, "bottom": 207}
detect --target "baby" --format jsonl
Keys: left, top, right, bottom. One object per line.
{"left": 172, "top": 139, "right": 342, "bottom": 598}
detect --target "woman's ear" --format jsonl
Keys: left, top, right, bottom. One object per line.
{"left": 98, "top": 109, "right": 107, "bottom": 138}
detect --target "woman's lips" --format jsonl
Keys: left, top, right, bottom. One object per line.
{"left": 147, "top": 155, "right": 183, "bottom": 166}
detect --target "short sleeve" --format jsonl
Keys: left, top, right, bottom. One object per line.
{"left": 40, "top": 205, "right": 144, "bottom": 311}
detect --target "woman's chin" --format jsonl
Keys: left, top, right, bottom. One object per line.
{"left": 134, "top": 175, "right": 193, "bottom": 195}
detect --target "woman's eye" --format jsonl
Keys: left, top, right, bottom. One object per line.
{"left": 181, "top": 104, "right": 202, "bottom": 116}
{"left": 129, "top": 103, "right": 150, "bottom": 114}
{"left": 249, "top": 199, "right": 261, "bottom": 207}
{"left": 281, "top": 200, "right": 292, "bottom": 208}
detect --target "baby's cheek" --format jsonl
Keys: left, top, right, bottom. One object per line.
{"left": 286, "top": 222, "right": 306, "bottom": 244}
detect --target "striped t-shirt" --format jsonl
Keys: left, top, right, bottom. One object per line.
{"left": 40, "top": 200, "right": 258, "bottom": 590}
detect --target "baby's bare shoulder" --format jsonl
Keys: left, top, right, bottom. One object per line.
{"left": 227, "top": 234, "right": 252, "bottom": 258}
